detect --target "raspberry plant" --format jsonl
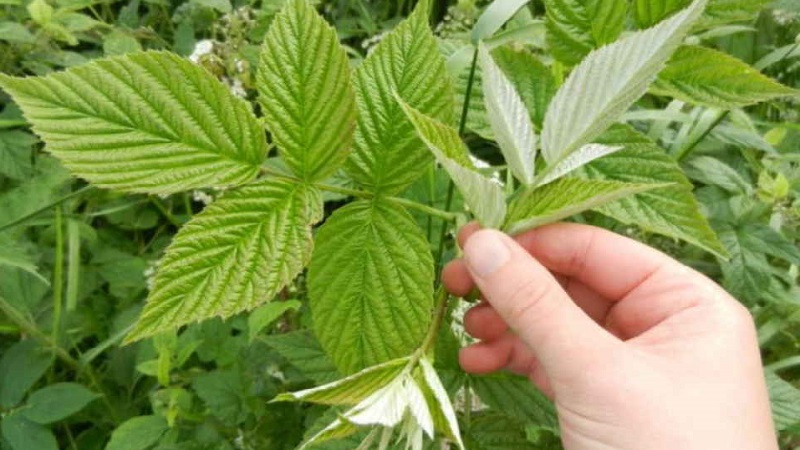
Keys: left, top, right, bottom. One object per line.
{"left": 1, "top": 0, "right": 797, "bottom": 447}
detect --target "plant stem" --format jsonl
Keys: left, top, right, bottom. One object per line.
{"left": 149, "top": 197, "right": 182, "bottom": 227}
{"left": 259, "top": 167, "right": 458, "bottom": 221}
{"left": 418, "top": 287, "right": 450, "bottom": 358}
{"left": 674, "top": 109, "right": 729, "bottom": 162}
{"left": 52, "top": 206, "right": 64, "bottom": 366}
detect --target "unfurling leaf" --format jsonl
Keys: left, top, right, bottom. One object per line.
{"left": 258, "top": 0, "right": 356, "bottom": 182}
{"left": 505, "top": 178, "right": 663, "bottom": 235}
{"left": 308, "top": 198, "right": 434, "bottom": 373}
{"left": 541, "top": 0, "right": 707, "bottom": 164}
{"left": 345, "top": 1, "right": 454, "bottom": 194}
{"left": 479, "top": 45, "right": 536, "bottom": 185}
{"left": 652, "top": 45, "right": 799, "bottom": 108}
{"left": 398, "top": 97, "right": 506, "bottom": 228}
{"left": 126, "top": 179, "right": 323, "bottom": 342}
{"left": 0, "top": 52, "right": 266, "bottom": 194}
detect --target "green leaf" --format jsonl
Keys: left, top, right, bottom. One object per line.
{"left": 258, "top": 0, "right": 356, "bottom": 182}
{"left": 21, "top": 383, "right": 99, "bottom": 424}
{"left": 264, "top": 331, "right": 340, "bottom": 384}
{"left": 0, "top": 235, "right": 49, "bottom": 286}
{"left": 0, "top": 157, "right": 70, "bottom": 231}
{"left": 633, "top": 0, "right": 690, "bottom": 28}
{"left": 308, "top": 199, "right": 434, "bottom": 373}
{"left": 479, "top": 45, "right": 536, "bottom": 185}
{"left": 274, "top": 357, "right": 408, "bottom": 405}
{"left": 684, "top": 156, "right": 752, "bottom": 194}
{"left": 465, "top": 413, "right": 538, "bottom": 450}
{"left": 766, "top": 371, "right": 800, "bottom": 431}
{"left": 247, "top": 300, "right": 302, "bottom": 342}
{"left": 576, "top": 124, "right": 727, "bottom": 258}
{"left": 471, "top": 0, "right": 530, "bottom": 43}
{"left": 192, "top": 369, "right": 248, "bottom": 426}
{"left": 544, "top": 0, "right": 629, "bottom": 65}
{"left": 1, "top": 414, "right": 58, "bottom": 450}
{"left": 634, "top": 0, "right": 769, "bottom": 28}
{"left": 398, "top": 97, "right": 506, "bottom": 228}
{"left": 0, "top": 130, "right": 35, "bottom": 181}
{"left": 505, "top": 178, "right": 661, "bottom": 235}
{"left": 0, "top": 340, "right": 51, "bottom": 409}
{"left": 105, "top": 415, "right": 168, "bottom": 450}
{"left": 0, "top": 22, "right": 35, "bottom": 43}
{"left": 735, "top": 224, "right": 800, "bottom": 267}
{"left": 345, "top": 2, "right": 454, "bottom": 194}
{"left": 471, "top": 374, "right": 558, "bottom": 430}
{"left": 103, "top": 30, "right": 142, "bottom": 56}
{"left": 652, "top": 46, "right": 799, "bottom": 108}
{"left": 0, "top": 51, "right": 266, "bottom": 195}
{"left": 541, "top": 0, "right": 707, "bottom": 163}
{"left": 126, "top": 179, "right": 323, "bottom": 342}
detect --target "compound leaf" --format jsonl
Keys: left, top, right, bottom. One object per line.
{"left": 126, "top": 179, "right": 323, "bottom": 342}
{"left": 308, "top": 199, "right": 434, "bottom": 373}
{"left": 479, "top": 45, "right": 536, "bottom": 185}
{"left": 544, "top": 0, "right": 628, "bottom": 65}
{"left": 652, "top": 45, "right": 799, "bottom": 108}
{"left": 541, "top": 0, "right": 707, "bottom": 164}
{"left": 576, "top": 124, "right": 727, "bottom": 257}
{"left": 398, "top": 97, "right": 506, "bottom": 228}
{"left": 258, "top": 0, "right": 356, "bottom": 182}
{"left": 505, "top": 177, "right": 661, "bottom": 235}
{"left": 0, "top": 51, "right": 266, "bottom": 194}
{"left": 345, "top": 1, "right": 454, "bottom": 194}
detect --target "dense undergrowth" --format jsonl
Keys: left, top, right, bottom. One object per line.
{"left": 1, "top": 0, "right": 800, "bottom": 449}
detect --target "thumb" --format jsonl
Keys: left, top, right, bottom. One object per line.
{"left": 462, "top": 229, "right": 617, "bottom": 376}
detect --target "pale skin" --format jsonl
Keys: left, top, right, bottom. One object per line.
{"left": 442, "top": 223, "right": 778, "bottom": 450}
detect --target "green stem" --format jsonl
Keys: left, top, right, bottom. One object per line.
{"left": 417, "top": 287, "right": 450, "bottom": 359}
{"left": 674, "top": 110, "right": 729, "bottom": 162}
{"left": 51, "top": 206, "right": 64, "bottom": 365}
{"left": 149, "top": 197, "right": 182, "bottom": 227}
{"left": 260, "top": 167, "right": 458, "bottom": 221}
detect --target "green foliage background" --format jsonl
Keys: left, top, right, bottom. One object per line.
{"left": 1, "top": 0, "right": 799, "bottom": 448}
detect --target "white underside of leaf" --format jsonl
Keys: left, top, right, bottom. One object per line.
{"left": 541, "top": 0, "right": 707, "bottom": 163}
{"left": 537, "top": 143, "right": 622, "bottom": 186}
{"left": 479, "top": 45, "right": 536, "bottom": 185}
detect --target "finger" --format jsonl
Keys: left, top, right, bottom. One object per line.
{"left": 514, "top": 223, "right": 682, "bottom": 301}
{"left": 464, "top": 303, "right": 507, "bottom": 341}
{"left": 458, "top": 333, "right": 536, "bottom": 375}
{"left": 457, "top": 222, "right": 482, "bottom": 250}
{"left": 462, "top": 230, "right": 618, "bottom": 376}
{"left": 442, "top": 260, "right": 474, "bottom": 297}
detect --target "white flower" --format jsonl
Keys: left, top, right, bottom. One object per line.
{"left": 189, "top": 40, "right": 215, "bottom": 63}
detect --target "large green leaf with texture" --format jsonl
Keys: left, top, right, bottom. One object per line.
{"left": 766, "top": 371, "right": 800, "bottom": 431}
{"left": 541, "top": 0, "right": 706, "bottom": 164}
{"left": 308, "top": 199, "right": 434, "bottom": 374}
{"left": 398, "top": 97, "right": 506, "bottom": 228}
{"left": 465, "top": 413, "right": 539, "bottom": 450}
{"left": 258, "top": 0, "right": 356, "bottom": 182}
{"left": 634, "top": 0, "right": 770, "bottom": 28}
{"left": 653, "top": 46, "right": 798, "bottom": 108}
{"left": 505, "top": 178, "right": 661, "bottom": 235}
{"left": 0, "top": 52, "right": 266, "bottom": 194}
{"left": 126, "top": 179, "right": 323, "bottom": 342}
{"left": 345, "top": 1, "right": 454, "bottom": 194}
{"left": 576, "top": 125, "right": 727, "bottom": 257}
{"left": 544, "top": 0, "right": 628, "bottom": 65}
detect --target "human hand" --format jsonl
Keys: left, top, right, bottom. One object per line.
{"left": 443, "top": 223, "right": 777, "bottom": 450}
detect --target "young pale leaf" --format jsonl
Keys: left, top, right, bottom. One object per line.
{"left": 544, "top": 0, "right": 628, "bottom": 65}
{"left": 308, "top": 199, "right": 434, "bottom": 373}
{"left": 345, "top": 1, "right": 454, "bottom": 194}
{"left": 541, "top": 0, "right": 707, "bottom": 164}
{"left": 419, "top": 358, "right": 464, "bottom": 449}
{"left": 471, "top": 0, "right": 530, "bottom": 43}
{"left": 257, "top": 0, "right": 356, "bottom": 182}
{"left": 126, "top": 179, "right": 323, "bottom": 342}
{"left": 576, "top": 124, "right": 727, "bottom": 257}
{"left": 0, "top": 52, "right": 266, "bottom": 194}
{"left": 397, "top": 97, "right": 506, "bottom": 228}
{"left": 504, "top": 178, "right": 662, "bottom": 235}
{"left": 536, "top": 143, "right": 622, "bottom": 186}
{"left": 273, "top": 357, "right": 408, "bottom": 405}
{"left": 478, "top": 45, "right": 536, "bottom": 185}
{"left": 652, "top": 45, "right": 799, "bottom": 108}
